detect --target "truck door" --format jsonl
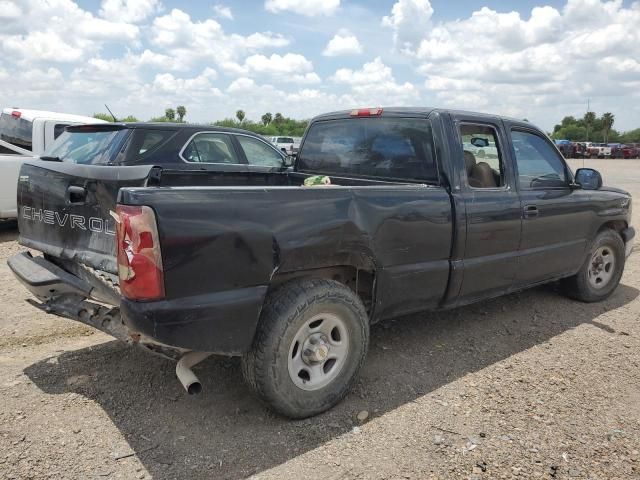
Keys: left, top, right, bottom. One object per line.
{"left": 453, "top": 115, "right": 522, "bottom": 303}
{"left": 506, "top": 125, "right": 592, "bottom": 285}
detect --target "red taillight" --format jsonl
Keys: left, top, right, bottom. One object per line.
{"left": 350, "top": 107, "right": 383, "bottom": 117}
{"left": 115, "top": 205, "right": 165, "bottom": 301}
{"left": 11, "top": 110, "right": 21, "bottom": 118}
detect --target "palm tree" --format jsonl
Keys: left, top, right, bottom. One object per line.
{"left": 165, "top": 108, "right": 176, "bottom": 121}
{"left": 274, "top": 112, "right": 284, "bottom": 125}
{"left": 235, "top": 110, "right": 245, "bottom": 123}
{"left": 602, "top": 112, "right": 615, "bottom": 143}
{"left": 261, "top": 112, "right": 273, "bottom": 126}
{"left": 176, "top": 105, "right": 187, "bottom": 122}
{"left": 583, "top": 111, "right": 596, "bottom": 141}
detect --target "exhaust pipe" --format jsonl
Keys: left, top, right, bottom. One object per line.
{"left": 176, "top": 351, "right": 212, "bottom": 395}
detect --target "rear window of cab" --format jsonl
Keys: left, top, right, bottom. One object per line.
{"left": 44, "top": 127, "right": 175, "bottom": 165}
{"left": 297, "top": 117, "right": 438, "bottom": 182}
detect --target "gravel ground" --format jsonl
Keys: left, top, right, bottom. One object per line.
{"left": 0, "top": 159, "right": 639, "bottom": 480}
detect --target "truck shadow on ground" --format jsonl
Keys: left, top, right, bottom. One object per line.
{"left": 24, "top": 283, "right": 638, "bottom": 479}
{"left": 0, "top": 220, "right": 18, "bottom": 243}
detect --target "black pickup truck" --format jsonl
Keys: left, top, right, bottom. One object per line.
{"left": 9, "top": 107, "right": 634, "bottom": 418}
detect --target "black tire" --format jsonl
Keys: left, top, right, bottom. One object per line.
{"left": 561, "top": 229, "right": 625, "bottom": 302}
{"left": 242, "top": 278, "right": 369, "bottom": 418}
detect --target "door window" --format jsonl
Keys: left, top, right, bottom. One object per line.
{"left": 182, "top": 133, "right": 239, "bottom": 164}
{"left": 512, "top": 130, "right": 567, "bottom": 189}
{"left": 236, "top": 135, "right": 284, "bottom": 167}
{"left": 459, "top": 124, "right": 505, "bottom": 188}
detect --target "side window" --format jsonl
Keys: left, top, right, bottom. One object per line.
{"left": 54, "top": 123, "right": 70, "bottom": 140}
{"left": 182, "top": 133, "right": 239, "bottom": 164}
{"left": 125, "top": 129, "right": 175, "bottom": 162}
{"left": 297, "top": 117, "right": 437, "bottom": 182}
{"left": 236, "top": 135, "right": 284, "bottom": 167}
{"left": 512, "top": 130, "right": 567, "bottom": 189}
{"left": 459, "top": 124, "right": 505, "bottom": 188}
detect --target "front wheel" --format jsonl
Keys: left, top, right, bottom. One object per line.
{"left": 561, "top": 229, "right": 625, "bottom": 302}
{"left": 242, "top": 278, "right": 369, "bottom": 418}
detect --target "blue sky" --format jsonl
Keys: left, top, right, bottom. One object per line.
{"left": 1, "top": 0, "right": 639, "bottom": 131}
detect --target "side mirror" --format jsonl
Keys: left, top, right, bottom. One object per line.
{"left": 575, "top": 168, "right": 602, "bottom": 190}
{"left": 471, "top": 137, "right": 489, "bottom": 148}
{"left": 283, "top": 154, "right": 296, "bottom": 167}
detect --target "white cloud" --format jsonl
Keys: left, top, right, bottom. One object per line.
{"left": 323, "top": 30, "right": 363, "bottom": 57}
{"left": 1, "top": 0, "right": 141, "bottom": 64}
{"left": 152, "top": 68, "right": 219, "bottom": 94}
{"left": 3, "top": 30, "right": 85, "bottom": 62}
{"left": 99, "top": 0, "right": 161, "bottom": 23}
{"left": 213, "top": 4, "right": 233, "bottom": 20}
{"left": 382, "top": 0, "right": 433, "bottom": 52}
{"left": 149, "top": 8, "right": 289, "bottom": 73}
{"left": 0, "top": 0, "right": 21, "bottom": 19}
{"left": 332, "top": 57, "right": 394, "bottom": 85}
{"left": 265, "top": 0, "right": 340, "bottom": 16}
{"left": 241, "top": 53, "right": 320, "bottom": 83}
{"left": 383, "top": 0, "right": 640, "bottom": 128}
{"left": 331, "top": 57, "right": 419, "bottom": 105}
{"left": 227, "top": 77, "right": 256, "bottom": 93}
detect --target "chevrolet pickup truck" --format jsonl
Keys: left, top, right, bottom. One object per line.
{"left": 9, "top": 107, "right": 634, "bottom": 418}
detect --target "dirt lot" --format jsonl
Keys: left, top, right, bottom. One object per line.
{"left": 1, "top": 159, "right": 639, "bottom": 480}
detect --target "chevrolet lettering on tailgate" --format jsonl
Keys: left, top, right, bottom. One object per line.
{"left": 22, "top": 206, "right": 115, "bottom": 235}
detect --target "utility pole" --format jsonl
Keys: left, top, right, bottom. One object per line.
{"left": 585, "top": 98, "right": 590, "bottom": 142}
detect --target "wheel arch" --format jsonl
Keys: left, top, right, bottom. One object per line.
{"left": 270, "top": 263, "right": 377, "bottom": 318}
{"left": 597, "top": 219, "right": 627, "bottom": 240}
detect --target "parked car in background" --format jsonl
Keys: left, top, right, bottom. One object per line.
{"left": 270, "top": 136, "right": 300, "bottom": 155}
{"left": 41, "top": 122, "right": 288, "bottom": 170}
{"left": 554, "top": 139, "right": 573, "bottom": 158}
{"left": 587, "top": 143, "right": 612, "bottom": 159}
{"left": 611, "top": 144, "right": 640, "bottom": 159}
{"left": 0, "top": 108, "right": 106, "bottom": 218}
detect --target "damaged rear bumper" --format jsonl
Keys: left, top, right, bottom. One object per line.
{"left": 8, "top": 251, "right": 265, "bottom": 355}
{"left": 7, "top": 252, "right": 183, "bottom": 359}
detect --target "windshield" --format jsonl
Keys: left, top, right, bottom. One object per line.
{"left": 44, "top": 128, "right": 129, "bottom": 164}
{"left": 277, "top": 137, "right": 294, "bottom": 143}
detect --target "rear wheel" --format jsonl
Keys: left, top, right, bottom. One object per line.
{"left": 562, "top": 229, "right": 625, "bottom": 302}
{"left": 242, "top": 278, "right": 369, "bottom": 418}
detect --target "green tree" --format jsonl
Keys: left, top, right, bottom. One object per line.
{"left": 165, "top": 108, "right": 176, "bottom": 121}
{"left": 176, "top": 106, "right": 187, "bottom": 122}
{"left": 261, "top": 112, "right": 273, "bottom": 126}
{"left": 236, "top": 110, "right": 245, "bottom": 123}
{"left": 602, "top": 112, "right": 615, "bottom": 143}
{"left": 584, "top": 111, "right": 596, "bottom": 141}
{"left": 93, "top": 113, "right": 113, "bottom": 122}
{"left": 94, "top": 113, "right": 139, "bottom": 122}
{"left": 274, "top": 112, "right": 284, "bottom": 125}
{"left": 620, "top": 128, "right": 640, "bottom": 143}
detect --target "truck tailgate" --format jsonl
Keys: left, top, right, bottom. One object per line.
{"left": 17, "top": 161, "right": 155, "bottom": 273}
